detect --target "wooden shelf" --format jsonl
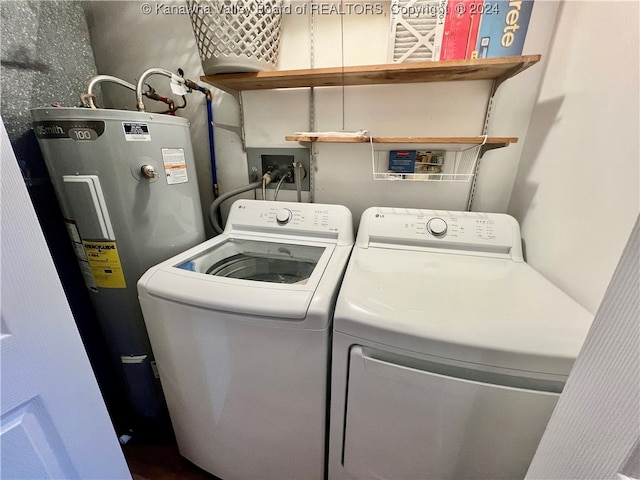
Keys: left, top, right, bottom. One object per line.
{"left": 285, "top": 135, "right": 518, "bottom": 148}
{"left": 201, "top": 55, "right": 540, "bottom": 93}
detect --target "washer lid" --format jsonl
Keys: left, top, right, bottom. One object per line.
{"left": 334, "top": 247, "right": 593, "bottom": 376}
{"left": 140, "top": 234, "right": 337, "bottom": 321}
{"left": 139, "top": 199, "right": 354, "bottom": 323}
{"left": 176, "top": 238, "right": 325, "bottom": 285}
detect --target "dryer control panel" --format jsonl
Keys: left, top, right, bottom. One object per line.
{"left": 358, "top": 207, "right": 523, "bottom": 261}
{"left": 226, "top": 199, "right": 354, "bottom": 246}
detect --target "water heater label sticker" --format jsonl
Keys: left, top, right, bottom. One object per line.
{"left": 122, "top": 122, "right": 151, "bottom": 141}
{"left": 82, "top": 241, "right": 127, "bottom": 289}
{"left": 65, "top": 219, "right": 97, "bottom": 291}
{"left": 65, "top": 219, "right": 82, "bottom": 243}
{"left": 72, "top": 241, "right": 88, "bottom": 261}
{"left": 162, "top": 148, "right": 188, "bottom": 184}
{"left": 80, "top": 262, "right": 99, "bottom": 292}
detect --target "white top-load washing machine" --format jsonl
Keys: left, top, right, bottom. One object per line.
{"left": 328, "top": 207, "right": 593, "bottom": 480}
{"left": 138, "top": 199, "right": 353, "bottom": 480}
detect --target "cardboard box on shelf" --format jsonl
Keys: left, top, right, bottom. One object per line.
{"left": 473, "top": 0, "right": 534, "bottom": 58}
{"left": 439, "top": 0, "right": 533, "bottom": 60}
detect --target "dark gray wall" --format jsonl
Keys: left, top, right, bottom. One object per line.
{"left": 1, "top": 1, "right": 99, "bottom": 177}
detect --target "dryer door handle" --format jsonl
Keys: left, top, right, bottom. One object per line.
{"left": 358, "top": 347, "right": 565, "bottom": 393}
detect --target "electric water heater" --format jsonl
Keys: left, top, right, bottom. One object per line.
{"left": 31, "top": 107, "right": 206, "bottom": 425}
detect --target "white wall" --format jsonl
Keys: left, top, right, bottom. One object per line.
{"left": 508, "top": 1, "right": 640, "bottom": 313}
{"left": 241, "top": 1, "right": 559, "bottom": 220}
{"left": 83, "top": 0, "right": 557, "bottom": 228}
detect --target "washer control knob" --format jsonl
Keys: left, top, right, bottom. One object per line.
{"left": 276, "top": 208, "right": 293, "bottom": 225}
{"left": 427, "top": 217, "right": 448, "bottom": 237}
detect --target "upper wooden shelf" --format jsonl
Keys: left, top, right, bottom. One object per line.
{"left": 201, "top": 55, "right": 541, "bottom": 93}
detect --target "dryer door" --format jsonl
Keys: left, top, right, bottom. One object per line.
{"left": 342, "top": 346, "right": 560, "bottom": 480}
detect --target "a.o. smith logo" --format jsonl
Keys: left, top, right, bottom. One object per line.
{"left": 33, "top": 121, "right": 105, "bottom": 140}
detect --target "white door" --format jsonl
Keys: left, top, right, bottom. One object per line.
{"left": 1, "top": 121, "right": 131, "bottom": 479}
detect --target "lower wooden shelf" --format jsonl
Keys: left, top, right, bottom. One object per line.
{"left": 285, "top": 135, "right": 518, "bottom": 149}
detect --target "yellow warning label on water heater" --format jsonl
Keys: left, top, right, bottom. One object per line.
{"left": 82, "top": 241, "right": 127, "bottom": 288}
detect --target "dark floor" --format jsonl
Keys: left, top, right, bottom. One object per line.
{"left": 122, "top": 441, "right": 221, "bottom": 480}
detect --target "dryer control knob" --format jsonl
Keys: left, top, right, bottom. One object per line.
{"left": 276, "top": 208, "right": 293, "bottom": 225}
{"left": 427, "top": 217, "right": 448, "bottom": 237}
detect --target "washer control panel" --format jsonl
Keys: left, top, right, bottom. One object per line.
{"left": 360, "top": 207, "right": 523, "bottom": 260}
{"left": 227, "top": 199, "right": 354, "bottom": 245}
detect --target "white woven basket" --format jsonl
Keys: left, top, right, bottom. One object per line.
{"left": 188, "top": 0, "right": 283, "bottom": 74}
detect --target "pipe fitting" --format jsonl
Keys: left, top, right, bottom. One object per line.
{"left": 83, "top": 75, "right": 136, "bottom": 109}
{"left": 136, "top": 68, "right": 181, "bottom": 112}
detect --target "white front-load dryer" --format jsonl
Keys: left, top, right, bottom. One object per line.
{"left": 328, "top": 207, "right": 593, "bottom": 480}
{"left": 138, "top": 199, "right": 353, "bottom": 480}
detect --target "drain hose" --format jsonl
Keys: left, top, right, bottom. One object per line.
{"left": 209, "top": 180, "right": 263, "bottom": 234}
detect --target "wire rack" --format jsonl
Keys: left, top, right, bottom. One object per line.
{"left": 371, "top": 143, "right": 481, "bottom": 182}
